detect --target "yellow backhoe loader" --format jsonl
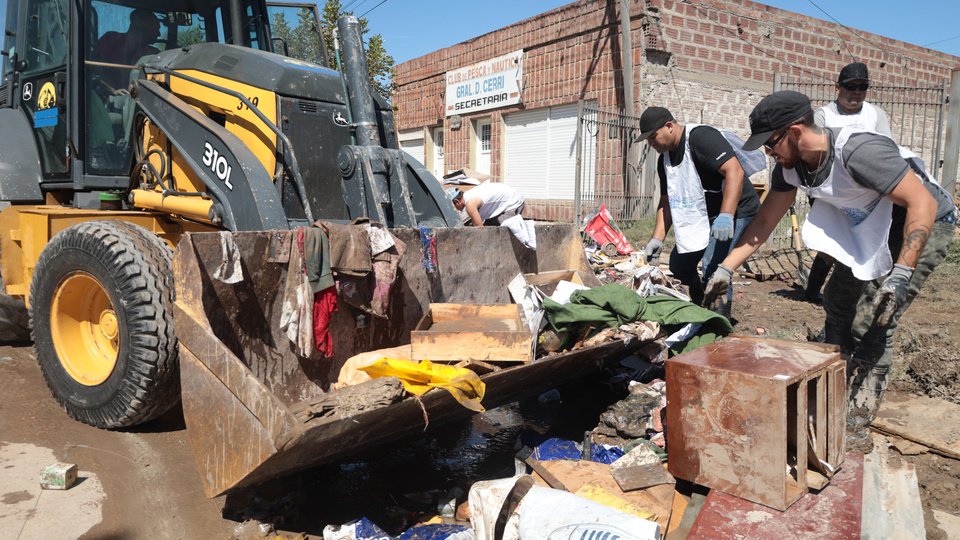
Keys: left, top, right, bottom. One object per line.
{"left": 0, "top": 0, "right": 631, "bottom": 497}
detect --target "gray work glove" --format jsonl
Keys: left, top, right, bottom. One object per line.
{"left": 645, "top": 238, "right": 663, "bottom": 264}
{"left": 711, "top": 212, "right": 735, "bottom": 241}
{"left": 702, "top": 265, "right": 735, "bottom": 308}
{"left": 871, "top": 264, "right": 913, "bottom": 326}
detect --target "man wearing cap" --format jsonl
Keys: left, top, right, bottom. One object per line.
{"left": 703, "top": 91, "right": 957, "bottom": 450}
{"left": 446, "top": 182, "right": 525, "bottom": 227}
{"left": 804, "top": 62, "right": 894, "bottom": 303}
{"left": 639, "top": 106, "right": 761, "bottom": 309}
{"left": 815, "top": 62, "right": 892, "bottom": 136}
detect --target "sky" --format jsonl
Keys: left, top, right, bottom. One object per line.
{"left": 3, "top": 1, "right": 959, "bottom": 65}
{"left": 358, "top": 0, "right": 960, "bottom": 64}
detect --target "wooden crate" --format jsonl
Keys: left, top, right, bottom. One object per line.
{"left": 410, "top": 303, "right": 533, "bottom": 363}
{"left": 666, "top": 336, "right": 845, "bottom": 511}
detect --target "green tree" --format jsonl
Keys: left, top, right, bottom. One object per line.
{"left": 319, "top": 0, "right": 395, "bottom": 99}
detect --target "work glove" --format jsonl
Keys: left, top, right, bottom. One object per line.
{"left": 702, "top": 265, "right": 734, "bottom": 308}
{"left": 871, "top": 264, "right": 913, "bottom": 326}
{"left": 645, "top": 238, "right": 663, "bottom": 264}
{"left": 711, "top": 213, "right": 735, "bottom": 241}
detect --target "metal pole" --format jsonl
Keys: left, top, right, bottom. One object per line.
{"left": 940, "top": 69, "right": 960, "bottom": 198}
{"left": 574, "top": 99, "right": 584, "bottom": 225}
{"left": 933, "top": 78, "right": 947, "bottom": 174}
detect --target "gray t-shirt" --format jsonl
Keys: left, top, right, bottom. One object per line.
{"left": 771, "top": 129, "right": 955, "bottom": 219}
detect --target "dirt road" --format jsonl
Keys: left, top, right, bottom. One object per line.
{"left": 0, "top": 344, "right": 234, "bottom": 539}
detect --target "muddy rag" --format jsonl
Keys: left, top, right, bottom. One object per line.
{"left": 418, "top": 226, "right": 438, "bottom": 272}
{"left": 212, "top": 232, "right": 244, "bottom": 284}
{"left": 279, "top": 228, "right": 314, "bottom": 355}
{"left": 542, "top": 284, "right": 732, "bottom": 353}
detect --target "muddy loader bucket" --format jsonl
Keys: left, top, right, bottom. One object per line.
{"left": 173, "top": 224, "right": 603, "bottom": 497}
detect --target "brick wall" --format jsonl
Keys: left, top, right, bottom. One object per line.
{"left": 393, "top": 0, "right": 960, "bottom": 220}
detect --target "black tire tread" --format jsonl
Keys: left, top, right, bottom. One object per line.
{"left": 30, "top": 220, "right": 179, "bottom": 428}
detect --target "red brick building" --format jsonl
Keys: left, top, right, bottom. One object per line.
{"left": 393, "top": 0, "right": 960, "bottom": 221}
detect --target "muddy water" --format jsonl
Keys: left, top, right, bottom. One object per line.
{"left": 225, "top": 373, "right": 627, "bottom": 535}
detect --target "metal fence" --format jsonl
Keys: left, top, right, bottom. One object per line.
{"left": 767, "top": 75, "right": 950, "bottom": 249}
{"left": 573, "top": 102, "right": 659, "bottom": 226}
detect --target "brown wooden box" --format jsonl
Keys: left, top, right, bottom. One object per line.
{"left": 410, "top": 303, "right": 533, "bottom": 363}
{"left": 666, "top": 335, "right": 845, "bottom": 511}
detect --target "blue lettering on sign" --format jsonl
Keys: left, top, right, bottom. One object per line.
{"left": 483, "top": 75, "right": 504, "bottom": 92}
{"left": 34, "top": 107, "right": 58, "bottom": 128}
{"left": 456, "top": 84, "right": 473, "bottom": 98}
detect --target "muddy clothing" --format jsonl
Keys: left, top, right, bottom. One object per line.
{"left": 657, "top": 126, "right": 761, "bottom": 219}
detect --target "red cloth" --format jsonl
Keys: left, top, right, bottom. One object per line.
{"left": 313, "top": 287, "right": 338, "bottom": 357}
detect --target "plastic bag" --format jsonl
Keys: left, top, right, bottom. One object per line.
{"left": 721, "top": 129, "right": 767, "bottom": 177}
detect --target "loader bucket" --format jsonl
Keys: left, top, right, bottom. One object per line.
{"left": 173, "top": 224, "right": 635, "bottom": 498}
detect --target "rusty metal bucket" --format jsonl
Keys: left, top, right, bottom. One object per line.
{"left": 173, "top": 224, "right": 637, "bottom": 497}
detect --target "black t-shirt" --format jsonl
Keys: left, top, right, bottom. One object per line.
{"left": 657, "top": 125, "right": 761, "bottom": 218}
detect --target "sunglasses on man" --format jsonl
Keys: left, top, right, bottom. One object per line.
{"left": 841, "top": 82, "right": 869, "bottom": 92}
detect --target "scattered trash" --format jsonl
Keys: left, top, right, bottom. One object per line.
{"left": 467, "top": 475, "right": 660, "bottom": 540}
{"left": 323, "top": 517, "right": 392, "bottom": 540}
{"left": 398, "top": 524, "right": 475, "bottom": 540}
{"left": 582, "top": 204, "right": 635, "bottom": 256}
{"left": 39, "top": 462, "right": 77, "bottom": 490}
{"left": 611, "top": 463, "right": 676, "bottom": 492}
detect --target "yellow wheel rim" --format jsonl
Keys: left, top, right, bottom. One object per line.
{"left": 50, "top": 272, "right": 119, "bottom": 386}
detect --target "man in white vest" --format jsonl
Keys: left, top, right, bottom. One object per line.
{"left": 814, "top": 62, "right": 892, "bottom": 136}
{"left": 446, "top": 183, "right": 525, "bottom": 227}
{"left": 638, "top": 106, "right": 761, "bottom": 311}
{"left": 805, "top": 62, "right": 894, "bottom": 302}
{"left": 703, "top": 91, "right": 957, "bottom": 451}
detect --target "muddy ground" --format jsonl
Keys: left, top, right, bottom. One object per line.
{"left": 730, "top": 246, "right": 960, "bottom": 540}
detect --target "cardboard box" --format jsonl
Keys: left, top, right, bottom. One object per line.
{"left": 522, "top": 269, "right": 591, "bottom": 296}
{"left": 411, "top": 303, "right": 533, "bottom": 363}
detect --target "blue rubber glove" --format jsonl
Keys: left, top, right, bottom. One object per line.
{"left": 711, "top": 213, "right": 734, "bottom": 241}
{"left": 645, "top": 238, "right": 663, "bottom": 264}
{"left": 871, "top": 264, "right": 913, "bottom": 326}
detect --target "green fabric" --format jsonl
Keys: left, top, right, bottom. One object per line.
{"left": 303, "top": 227, "right": 334, "bottom": 292}
{"left": 542, "top": 283, "right": 733, "bottom": 353}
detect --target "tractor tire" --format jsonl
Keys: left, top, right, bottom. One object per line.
{"left": 0, "top": 284, "right": 30, "bottom": 342}
{"left": 30, "top": 220, "right": 179, "bottom": 428}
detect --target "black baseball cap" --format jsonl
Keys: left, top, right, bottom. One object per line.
{"left": 838, "top": 62, "right": 869, "bottom": 84}
{"left": 742, "top": 91, "right": 813, "bottom": 151}
{"left": 639, "top": 107, "right": 675, "bottom": 140}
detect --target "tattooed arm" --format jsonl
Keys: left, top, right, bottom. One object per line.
{"left": 886, "top": 169, "right": 937, "bottom": 268}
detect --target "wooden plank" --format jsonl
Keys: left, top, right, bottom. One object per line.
{"left": 665, "top": 491, "right": 689, "bottom": 539}
{"left": 861, "top": 435, "right": 926, "bottom": 540}
{"left": 688, "top": 452, "right": 863, "bottom": 540}
{"left": 530, "top": 459, "right": 673, "bottom": 532}
{"left": 872, "top": 393, "right": 960, "bottom": 460}
{"left": 827, "top": 361, "right": 846, "bottom": 468}
{"left": 427, "top": 303, "right": 521, "bottom": 321}
{"left": 411, "top": 303, "right": 533, "bottom": 363}
{"left": 612, "top": 463, "right": 676, "bottom": 491}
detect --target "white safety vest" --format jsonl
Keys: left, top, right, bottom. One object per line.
{"left": 664, "top": 124, "right": 712, "bottom": 253}
{"left": 781, "top": 126, "right": 924, "bottom": 280}
{"left": 820, "top": 101, "right": 881, "bottom": 132}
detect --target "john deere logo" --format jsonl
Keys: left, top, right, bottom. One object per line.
{"left": 37, "top": 82, "right": 57, "bottom": 110}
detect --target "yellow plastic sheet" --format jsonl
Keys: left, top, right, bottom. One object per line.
{"left": 359, "top": 358, "right": 486, "bottom": 412}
